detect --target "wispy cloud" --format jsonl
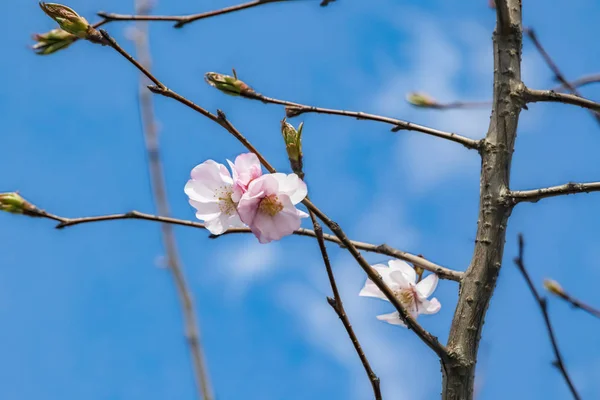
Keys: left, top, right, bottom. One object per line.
{"left": 371, "top": 11, "right": 546, "bottom": 192}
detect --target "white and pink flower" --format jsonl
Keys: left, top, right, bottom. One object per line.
{"left": 185, "top": 153, "right": 308, "bottom": 242}
{"left": 237, "top": 173, "right": 308, "bottom": 244}
{"left": 359, "top": 259, "right": 441, "bottom": 327}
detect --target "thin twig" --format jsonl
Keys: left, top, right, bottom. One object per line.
{"left": 524, "top": 28, "right": 600, "bottom": 125}
{"left": 98, "top": 28, "right": 450, "bottom": 360}
{"left": 240, "top": 93, "right": 481, "bottom": 150}
{"left": 131, "top": 2, "right": 212, "bottom": 399}
{"left": 420, "top": 101, "right": 491, "bottom": 110}
{"left": 25, "top": 208, "right": 463, "bottom": 281}
{"left": 524, "top": 88, "right": 600, "bottom": 113}
{"left": 309, "top": 209, "right": 381, "bottom": 399}
{"left": 98, "top": 0, "right": 292, "bottom": 29}
{"left": 513, "top": 235, "right": 581, "bottom": 400}
{"left": 553, "top": 73, "right": 600, "bottom": 92}
{"left": 545, "top": 280, "right": 600, "bottom": 319}
{"left": 293, "top": 152, "right": 381, "bottom": 398}
{"left": 506, "top": 181, "right": 600, "bottom": 205}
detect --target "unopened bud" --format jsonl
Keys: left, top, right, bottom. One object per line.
{"left": 204, "top": 72, "right": 255, "bottom": 97}
{"left": 39, "top": 2, "right": 105, "bottom": 44}
{"left": 32, "top": 28, "right": 76, "bottom": 55}
{"left": 543, "top": 279, "right": 565, "bottom": 298}
{"left": 0, "top": 192, "right": 40, "bottom": 216}
{"left": 406, "top": 92, "right": 438, "bottom": 108}
{"left": 281, "top": 119, "right": 303, "bottom": 173}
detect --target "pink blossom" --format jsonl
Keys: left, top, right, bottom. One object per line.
{"left": 227, "top": 152, "right": 262, "bottom": 196}
{"left": 184, "top": 159, "right": 245, "bottom": 235}
{"left": 359, "top": 259, "right": 441, "bottom": 327}
{"left": 237, "top": 173, "right": 308, "bottom": 243}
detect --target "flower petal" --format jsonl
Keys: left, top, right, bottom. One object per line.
{"left": 418, "top": 297, "right": 441, "bottom": 315}
{"left": 359, "top": 279, "right": 387, "bottom": 300}
{"left": 376, "top": 312, "right": 407, "bottom": 327}
{"left": 189, "top": 199, "right": 221, "bottom": 221}
{"left": 416, "top": 273, "right": 439, "bottom": 299}
{"left": 271, "top": 173, "right": 308, "bottom": 204}
{"left": 388, "top": 259, "right": 416, "bottom": 284}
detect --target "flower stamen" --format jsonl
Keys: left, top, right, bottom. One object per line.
{"left": 258, "top": 194, "right": 284, "bottom": 217}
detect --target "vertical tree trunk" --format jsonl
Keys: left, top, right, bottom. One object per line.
{"left": 442, "top": 2, "right": 523, "bottom": 399}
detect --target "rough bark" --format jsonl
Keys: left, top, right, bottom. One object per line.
{"left": 442, "top": 1, "right": 523, "bottom": 399}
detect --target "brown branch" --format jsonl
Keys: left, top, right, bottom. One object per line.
{"left": 524, "top": 28, "right": 600, "bottom": 125}
{"left": 421, "top": 101, "right": 491, "bottom": 110}
{"left": 507, "top": 181, "right": 600, "bottom": 204}
{"left": 240, "top": 93, "right": 481, "bottom": 150}
{"left": 444, "top": 1, "right": 524, "bottom": 398}
{"left": 131, "top": 1, "right": 212, "bottom": 398}
{"left": 26, "top": 207, "right": 463, "bottom": 281}
{"left": 545, "top": 280, "right": 600, "bottom": 319}
{"left": 553, "top": 73, "right": 600, "bottom": 92}
{"left": 309, "top": 210, "right": 381, "bottom": 399}
{"left": 513, "top": 235, "right": 581, "bottom": 400}
{"left": 96, "top": 29, "right": 451, "bottom": 359}
{"left": 524, "top": 88, "right": 600, "bottom": 113}
{"left": 98, "top": 0, "right": 292, "bottom": 29}
{"left": 292, "top": 146, "right": 380, "bottom": 398}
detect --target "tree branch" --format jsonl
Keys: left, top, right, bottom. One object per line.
{"left": 553, "top": 73, "right": 600, "bottom": 92}
{"left": 545, "top": 279, "right": 600, "bottom": 320}
{"left": 444, "top": 1, "right": 524, "bottom": 398}
{"left": 309, "top": 209, "right": 381, "bottom": 399}
{"left": 240, "top": 93, "right": 481, "bottom": 150}
{"left": 131, "top": 2, "right": 212, "bottom": 398}
{"left": 507, "top": 181, "right": 600, "bottom": 204}
{"left": 524, "top": 27, "right": 600, "bottom": 125}
{"left": 98, "top": 0, "right": 293, "bottom": 29}
{"left": 92, "top": 29, "right": 452, "bottom": 359}
{"left": 21, "top": 207, "right": 463, "bottom": 281}
{"left": 513, "top": 235, "right": 581, "bottom": 400}
{"left": 524, "top": 87, "right": 600, "bottom": 113}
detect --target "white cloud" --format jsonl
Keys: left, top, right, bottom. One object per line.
{"left": 214, "top": 238, "right": 281, "bottom": 300}
{"left": 372, "top": 12, "right": 547, "bottom": 192}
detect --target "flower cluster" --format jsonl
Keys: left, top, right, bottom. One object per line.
{"left": 185, "top": 153, "right": 308, "bottom": 243}
{"left": 359, "top": 259, "right": 441, "bottom": 327}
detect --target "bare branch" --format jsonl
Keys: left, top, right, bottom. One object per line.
{"left": 553, "top": 73, "right": 600, "bottom": 92}
{"left": 524, "top": 88, "right": 600, "bottom": 113}
{"left": 513, "top": 235, "right": 581, "bottom": 400}
{"left": 98, "top": 28, "right": 450, "bottom": 360}
{"left": 98, "top": 0, "right": 293, "bottom": 28}
{"left": 309, "top": 210, "right": 381, "bottom": 399}
{"left": 23, "top": 207, "right": 464, "bottom": 281}
{"left": 238, "top": 92, "right": 481, "bottom": 150}
{"left": 524, "top": 27, "right": 600, "bottom": 125}
{"left": 131, "top": 2, "right": 212, "bottom": 398}
{"left": 507, "top": 181, "right": 600, "bottom": 204}
{"left": 544, "top": 279, "right": 600, "bottom": 319}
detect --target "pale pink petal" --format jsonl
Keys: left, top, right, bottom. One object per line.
{"left": 389, "top": 270, "right": 412, "bottom": 290}
{"left": 416, "top": 274, "right": 439, "bottom": 299}
{"left": 189, "top": 199, "right": 221, "bottom": 220}
{"left": 245, "top": 174, "right": 278, "bottom": 197}
{"left": 418, "top": 297, "right": 441, "bottom": 315}
{"left": 237, "top": 194, "right": 262, "bottom": 226}
{"left": 296, "top": 209, "right": 309, "bottom": 218}
{"left": 185, "top": 160, "right": 233, "bottom": 202}
{"left": 271, "top": 173, "right": 308, "bottom": 204}
{"left": 231, "top": 153, "right": 262, "bottom": 189}
{"left": 388, "top": 259, "right": 417, "bottom": 284}
{"left": 359, "top": 280, "right": 388, "bottom": 301}
{"left": 249, "top": 194, "right": 300, "bottom": 243}
{"left": 376, "top": 312, "right": 407, "bottom": 327}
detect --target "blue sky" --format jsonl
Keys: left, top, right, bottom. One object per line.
{"left": 2, "top": 0, "right": 600, "bottom": 399}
